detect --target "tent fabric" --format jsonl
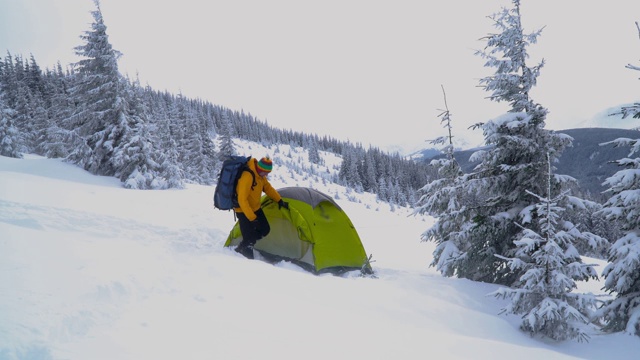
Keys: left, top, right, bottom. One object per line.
{"left": 224, "top": 187, "right": 371, "bottom": 274}
{"left": 277, "top": 187, "right": 343, "bottom": 211}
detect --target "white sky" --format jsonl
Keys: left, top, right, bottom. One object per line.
{"left": 3, "top": 0, "right": 640, "bottom": 151}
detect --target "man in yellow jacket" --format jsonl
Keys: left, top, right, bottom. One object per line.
{"left": 234, "top": 156, "right": 289, "bottom": 259}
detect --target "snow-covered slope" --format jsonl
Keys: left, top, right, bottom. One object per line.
{"left": 1, "top": 142, "right": 638, "bottom": 360}
{"left": 578, "top": 104, "right": 640, "bottom": 130}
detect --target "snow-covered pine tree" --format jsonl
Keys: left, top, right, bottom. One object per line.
{"left": 376, "top": 177, "right": 389, "bottom": 202}
{"left": 361, "top": 150, "right": 378, "bottom": 193}
{"left": 152, "top": 93, "right": 184, "bottom": 189}
{"left": 40, "top": 62, "right": 74, "bottom": 158}
{"left": 65, "top": 0, "right": 126, "bottom": 176}
{"left": 175, "top": 100, "right": 217, "bottom": 185}
{"left": 307, "top": 137, "right": 322, "bottom": 165}
{"left": 111, "top": 77, "right": 165, "bottom": 189}
{"left": 596, "top": 28, "right": 640, "bottom": 334}
{"left": 217, "top": 110, "right": 236, "bottom": 160}
{"left": 115, "top": 117, "right": 158, "bottom": 189}
{"left": 195, "top": 111, "right": 217, "bottom": 185}
{"left": 492, "top": 154, "right": 599, "bottom": 342}
{"left": 339, "top": 148, "right": 363, "bottom": 192}
{"left": 595, "top": 135, "right": 640, "bottom": 336}
{"left": 449, "top": 0, "right": 573, "bottom": 285}
{"left": 168, "top": 94, "right": 191, "bottom": 173}
{"left": 0, "top": 53, "right": 21, "bottom": 110}
{"left": 25, "top": 54, "right": 46, "bottom": 97}
{"left": 13, "top": 73, "right": 36, "bottom": 151}
{"left": 0, "top": 93, "right": 22, "bottom": 158}
{"left": 16, "top": 54, "right": 48, "bottom": 153}
{"left": 415, "top": 85, "right": 469, "bottom": 276}
{"left": 0, "top": 51, "right": 28, "bottom": 158}
{"left": 431, "top": 85, "right": 459, "bottom": 174}
{"left": 561, "top": 196, "right": 612, "bottom": 259}
{"left": 29, "top": 91, "right": 51, "bottom": 156}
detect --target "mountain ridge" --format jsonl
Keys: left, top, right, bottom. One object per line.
{"left": 420, "top": 127, "right": 639, "bottom": 200}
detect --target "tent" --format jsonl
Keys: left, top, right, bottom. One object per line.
{"left": 224, "top": 187, "right": 372, "bottom": 274}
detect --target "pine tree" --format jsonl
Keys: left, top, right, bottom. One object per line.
{"left": 217, "top": 110, "right": 236, "bottom": 160}
{"left": 152, "top": 93, "right": 184, "bottom": 188}
{"left": 10, "top": 55, "right": 38, "bottom": 152}
{"left": 416, "top": 85, "right": 468, "bottom": 276}
{"left": 0, "top": 53, "right": 19, "bottom": 109}
{"left": 443, "top": 0, "right": 573, "bottom": 285}
{"left": 66, "top": 0, "right": 126, "bottom": 176}
{"left": 116, "top": 118, "right": 158, "bottom": 189}
{"left": 339, "top": 148, "right": 362, "bottom": 190}
{"left": 594, "top": 21, "right": 640, "bottom": 337}
{"left": 196, "top": 111, "right": 217, "bottom": 185}
{"left": 562, "top": 198, "right": 612, "bottom": 259}
{"left": 307, "top": 137, "right": 322, "bottom": 165}
{"left": 476, "top": 0, "right": 543, "bottom": 113}
{"left": 112, "top": 78, "right": 164, "bottom": 189}
{"left": 0, "top": 93, "right": 22, "bottom": 158}
{"left": 40, "top": 63, "right": 74, "bottom": 158}
{"left": 597, "top": 137, "right": 640, "bottom": 334}
{"left": 362, "top": 149, "right": 377, "bottom": 192}
{"left": 492, "top": 154, "right": 599, "bottom": 342}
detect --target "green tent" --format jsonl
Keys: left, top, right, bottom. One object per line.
{"left": 224, "top": 187, "right": 372, "bottom": 274}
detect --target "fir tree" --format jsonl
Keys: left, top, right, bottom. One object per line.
{"left": 13, "top": 63, "right": 37, "bottom": 151}
{"left": 416, "top": 85, "right": 468, "bottom": 276}
{"left": 307, "top": 137, "right": 322, "bottom": 165}
{"left": 361, "top": 149, "right": 377, "bottom": 192}
{"left": 152, "top": 93, "right": 184, "bottom": 188}
{"left": 492, "top": 154, "right": 599, "bottom": 342}
{"left": 597, "top": 136, "right": 640, "bottom": 334}
{"left": 0, "top": 94, "right": 22, "bottom": 158}
{"left": 432, "top": 0, "right": 574, "bottom": 285}
{"left": 339, "top": 148, "right": 362, "bottom": 190}
{"left": 66, "top": 0, "right": 126, "bottom": 176}
{"left": 40, "top": 62, "right": 74, "bottom": 158}
{"left": 595, "top": 21, "right": 640, "bottom": 337}
{"left": 217, "top": 110, "right": 236, "bottom": 160}
{"left": 597, "top": 138, "right": 640, "bottom": 334}
{"left": 116, "top": 118, "right": 158, "bottom": 189}
{"left": 196, "top": 112, "right": 218, "bottom": 185}
{"left": 0, "top": 52, "right": 19, "bottom": 109}
{"left": 112, "top": 78, "right": 164, "bottom": 189}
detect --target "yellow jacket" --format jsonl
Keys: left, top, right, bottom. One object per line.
{"left": 234, "top": 158, "right": 282, "bottom": 221}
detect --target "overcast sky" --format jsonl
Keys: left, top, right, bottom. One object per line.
{"left": 3, "top": 0, "right": 640, "bottom": 151}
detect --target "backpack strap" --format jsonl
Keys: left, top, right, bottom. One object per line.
{"left": 243, "top": 160, "right": 257, "bottom": 190}
{"left": 248, "top": 168, "right": 256, "bottom": 190}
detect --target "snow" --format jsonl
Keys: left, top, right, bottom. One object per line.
{"left": 1, "top": 146, "right": 639, "bottom": 360}
{"left": 578, "top": 105, "right": 640, "bottom": 130}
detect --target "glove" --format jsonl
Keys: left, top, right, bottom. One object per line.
{"left": 278, "top": 199, "right": 289, "bottom": 210}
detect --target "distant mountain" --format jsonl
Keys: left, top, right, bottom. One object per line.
{"left": 424, "top": 128, "right": 639, "bottom": 200}
{"left": 406, "top": 147, "right": 442, "bottom": 161}
{"left": 555, "top": 128, "right": 638, "bottom": 197}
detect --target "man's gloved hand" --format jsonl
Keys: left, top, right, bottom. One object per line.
{"left": 278, "top": 199, "right": 289, "bottom": 210}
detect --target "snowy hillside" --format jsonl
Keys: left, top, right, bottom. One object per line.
{"left": 1, "top": 141, "right": 638, "bottom": 360}
{"left": 578, "top": 104, "right": 640, "bottom": 130}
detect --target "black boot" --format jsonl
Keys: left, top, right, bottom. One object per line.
{"left": 235, "top": 245, "right": 254, "bottom": 259}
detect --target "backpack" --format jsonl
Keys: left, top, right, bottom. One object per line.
{"left": 213, "top": 155, "right": 256, "bottom": 211}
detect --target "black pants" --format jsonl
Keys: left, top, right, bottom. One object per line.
{"left": 236, "top": 208, "right": 270, "bottom": 249}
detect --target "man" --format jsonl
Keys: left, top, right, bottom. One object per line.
{"left": 234, "top": 156, "right": 289, "bottom": 259}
